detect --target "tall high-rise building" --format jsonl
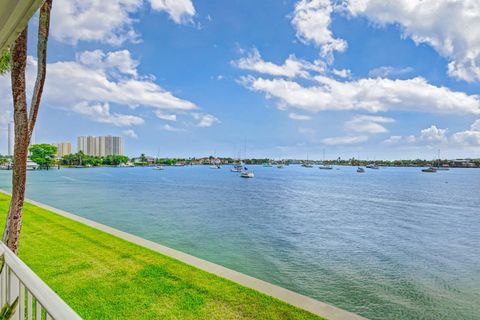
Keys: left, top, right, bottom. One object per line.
{"left": 53, "top": 142, "right": 72, "bottom": 158}
{"left": 7, "top": 122, "right": 13, "bottom": 156}
{"left": 77, "top": 136, "right": 123, "bottom": 156}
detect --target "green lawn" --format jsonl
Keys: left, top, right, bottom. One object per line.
{"left": 0, "top": 193, "right": 323, "bottom": 319}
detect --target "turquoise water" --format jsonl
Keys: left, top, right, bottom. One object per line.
{"left": 0, "top": 166, "right": 479, "bottom": 319}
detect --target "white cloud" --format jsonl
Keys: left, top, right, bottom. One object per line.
{"left": 191, "top": 113, "right": 219, "bottom": 127}
{"left": 344, "top": 0, "right": 480, "bottom": 82}
{"left": 72, "top": 102, "right": 144, "bottom": 127}
{"left": 451, "top": 130, "right": 480, "bottom": 146}
{"left": 345, "top": 115, "right": 395, "bottom": 134}
{"left": 420, "top": 125, "right": 448, "bottom": 143}
{"left": 77, "top": 50, "right": 139, "bottom": 78}
{"left": 289, "top": 113, "right": 312, "bottom": 121}
{"left": 0, "top": 50, "right": 205, "bottom": 132}
{"left": 123, "top": 129, "right": 138, "bottom": 138}
{"left": 321, "top": 135, "right": 368, "bottom": 145}
{"left": 471, "top": 119, "right": 480, "bottom": 131}
{"left": 150, "top": 0, "right": 196, "bottom": 24}
{"left": 332, "top": 68, "right": 351, "bottom": 78}
{"left": 292, "top": 0, "right": 347, "bottom": 62}
{"left": 160, "top": 124, "right": 184, "bottom": 132}
{"left": 51, "top": 0, "right": 142, "bottom": 45}
{"left": 36, "top": 50, "right": 197, "bottom": 112}
{"left": 154, "top": 111, "right": 177, "bottom": 121}
{"left": 382, "top": 135, "right": 416, "bottom": 145}
{"left": 368, "top": 66, "right": 413, "bottom": 78}
{"left": 51, "top": 0, "right": 195, "bottom": 45}
{"left": 450, "top": 119, "right": 480, "bottom": 146}
{"left": 234, "top": 48, "right": 325, "bottom": 78}
{"left": 241, "top": 76, "right": 480, "bottom": 114}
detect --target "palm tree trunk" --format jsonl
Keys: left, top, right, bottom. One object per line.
{"left": 2, "top": 28, "right": 29, "bottom": 254}
{"left": 2, "top": 0, "right": 53, "bottom": 254}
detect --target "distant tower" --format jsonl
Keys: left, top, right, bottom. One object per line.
{"left": 7, "top": 122, "right": 13, "bottom": 156}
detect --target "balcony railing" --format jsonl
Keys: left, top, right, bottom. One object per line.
{"left": 0, "top": 242, "right": 81, "bottom": 320}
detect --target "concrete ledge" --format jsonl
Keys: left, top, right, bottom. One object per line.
{"left": 1, "top": 189, "right": 367, "bottom": 320}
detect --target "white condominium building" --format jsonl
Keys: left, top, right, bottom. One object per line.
{"left": 77, "top": 136, "right": 124, "bottom": 156}
{"left": 53, "top": 142, "right": 72, "bottom": 158}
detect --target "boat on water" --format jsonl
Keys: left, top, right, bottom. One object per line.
{"left": 276, "top": 164, "right": 284, "bottom": 168}
{"left": 118, "top": 162, "right": 134, "bottom": 167}
{"left": 301, "top": 163, "right": 314, "bottom": 168}
{"left": 319, "top": 150, "right": 333, "bottom": 169}
{"left": 422, "top": 167, "right": 437, "bottom": 173}
{"left": 366, "top": 163, "right": 379, "bottom": 169}
{"left": 357, "top": 167, "right": 365, "bottom": 173}
{"left": 240, "top": 166, "right": 254, "bottom": 178}
{"left": 231, "top": 164, "right": 243, "bottom": 172}
{"left": 319, "top": 164, "right": 333, "bottom": 170}
{"left": 209, "top": 164, "right": 221, "bottom": 169}
{"left": 435, "top": 150, "right": 449, "bottom": 170}
{"left": 154, "top": 165, "right": 164, "bottom": 170}
{"left": 26, "top": 160, "right": 38, "bottom": 170}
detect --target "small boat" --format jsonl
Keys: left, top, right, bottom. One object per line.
{"left": 319, "top": 150, "right": 333, "bottom": 169}
{"left": 240, "top": 171, "right": 254, "bottom": 178}
{"left": 154, "top": 165, "right": 164, "bottom": 170}
{"left": 276, "top": 164, "right": 284, "bottom": 168}
{"left": 319, "top": 164, "right": 333, "bottom": 170}
{"left": 26, "top": 160, "right": 38, "bottom": 170}
{"left": 302, "top": 153, "right": 314, "bottom": 167}
{"left": 422, "top": 167, "right": 437, "bottom": 173}
{"left": 301, "top": 163, "right": 314, "bottom": 168}
{"left": 366, "top": 163, "right": 379, "bottom": 169}
{"left": 209, "top": 165, "right": 221, "bottom": 169}
{"left": 231, "top": 163, "right": 243, "bottom": 172}
{"left": 240, "top": 166, "right": 254, "bottom": 178}
{"left": 357, "top": 167, "right": 365, "bottom": 173}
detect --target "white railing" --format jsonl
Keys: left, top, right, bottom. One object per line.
{"left": 0, "top": 242, "right": 81, "bottom": 320}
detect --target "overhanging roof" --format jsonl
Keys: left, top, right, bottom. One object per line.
{"left": 0, "top": 0, "right": 45, "bottom": 55}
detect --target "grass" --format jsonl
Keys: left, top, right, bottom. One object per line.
{"left": 0, "top": 193, "right": 323, "bottom": 320}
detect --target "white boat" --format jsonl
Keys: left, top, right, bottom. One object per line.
{"left": 240, "top": 171, "right": 254, "bottom": 178}
{"left": 302, "top": 153, "right": 314, "bottom": 168}
{"left": 319, "top": 150, "right": 333, "bottom": 169}
{"left": 154, "top": 165, "right": 164, "bottom": 170}
{"left": 366, "top": 163, "right": 379, "bottom": 169}
{"left": 357, "top": 167, "right": 365, "bottom": 173}
{"left": 240, "top": 166, "right": 254, "bottom": 178}
{"left": 26, "top": 160, "right": 38, "bottom": 170}
{"left": 319, "top": 164, "right": 333, "bottom": 170}
{"left": 209, "top": 165, "right": 221, "bottom": 169}
{"left": 231, "top": 164, "right": 243, "bottom": 172}
{"left": 422, "top": 167, "right": 437, "bottom": 173}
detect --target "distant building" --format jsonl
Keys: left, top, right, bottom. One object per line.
{"left": 450, "top": 159, "right": 476, "bottom": 168}
{"left": 77, "top": 136, "right": 124, "bottom": 156}
{"left": 53, "top": 142, "right": 72, "bottom": 158}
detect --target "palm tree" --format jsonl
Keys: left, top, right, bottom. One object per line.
{"left": 2, "top": 0, "right": 53, "bottom": 254}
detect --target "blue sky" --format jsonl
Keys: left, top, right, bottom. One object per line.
{"left": 1, "top": 0, "right": 480, "bottom": 160}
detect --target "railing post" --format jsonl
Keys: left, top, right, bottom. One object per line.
{"left": 8, "top": 266, "right": 20, "bottom": 320}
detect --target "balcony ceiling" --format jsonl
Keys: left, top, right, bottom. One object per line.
{"left": 0, "top": 0, "right": 45, "bottom": 55}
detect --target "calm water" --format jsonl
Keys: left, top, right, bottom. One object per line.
{"left": 0, "top": 166, "right": 479, "bottom": 319}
